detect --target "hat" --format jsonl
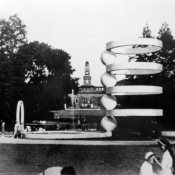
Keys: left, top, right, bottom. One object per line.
{"left": 158, "top": 140, "right": 166, "bottom": 146}
{"left": 157, "top": 139, "right": 170, "bottom": 147}
{"left": 145, "top": 152, "right": 154, "bottom": 160}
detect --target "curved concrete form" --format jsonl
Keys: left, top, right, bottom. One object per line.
{"left": 161, "top": 131, "right": 175, "bottom": 137}
{"left": 106, "top": 62, "right": 163, "bottom": 75}
{"left": 16, "top": 101, "right": 25, "bottom": 134}
{"left": 100, "top": 38, "right": 163, "bottom": 131}
{"left": 106, "top": 109, "right": 163, "bottom": 117}
{"left": 24, "top": 131, "right": 112, "bottom": 139}
{"left": 16, "top": 101, "right": 24, "bottom": 124}
{"left": 106, "top": 38, "right": 162, "bottom": 55}
{"left": 106, "top": 86, "right": 162, "bottom": 95}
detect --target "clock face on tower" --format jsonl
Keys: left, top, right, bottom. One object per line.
{"left": 86, "top": 71, "right": 89, "bottom": 75}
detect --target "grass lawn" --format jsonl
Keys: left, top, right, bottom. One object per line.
{"left": 0, "top": 143, "right": 172, "bottom": 175}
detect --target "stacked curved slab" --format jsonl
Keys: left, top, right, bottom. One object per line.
{"left": 102, "top": 38, "right": 163, "bottom": 119}
{"left": 25, "top": 131, "right": 112, "bottom": 139}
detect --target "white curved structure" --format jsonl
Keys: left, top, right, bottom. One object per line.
{"left": 101, "top": 94, "right": 117, "bottom": 110}
{"left": 161, "top": 131, "right": 175, "bottom": 137}
{"left": 100, "top": 72, "right": 117, "bottom": 87}
{"left": 16, "top": 101, "right": 24, "bottom": 124}
{"left": 106, "top": 62, "right": 163, "bottom": 75}
{"left": 101, "top": 116, "right": 117, "bottom": 132}
{"left": 101, "top": 50, "right": 116, "bottom": 65}
{"left": 25, "top": 131, "right": 112, "bottom": 139}
{"left": 106, "top": 38, "right": 162, "bottom": 54}
{"left": 16, "top": 101, "right": 25, "bottom": 134}
{"left": 100, "top": 38, "right": 163, "bottom": 126}
{"left": 106, "top": 86, "right": 162, "bottom": 95}
{"left": 106, "top": 109, "right": 163, "bottom": 117}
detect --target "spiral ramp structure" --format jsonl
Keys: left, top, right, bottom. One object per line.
{"left": 100, "top": 38, "right": 163, "bottom": 133}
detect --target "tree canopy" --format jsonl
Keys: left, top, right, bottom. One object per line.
{"left": 127, "top": 22, "right": 175, "bottom": 86}
{"left": 121, "top": 23, "right": 175, "bottom": 127}
{"left": 17, "top": 41, "right": 79, "bottom": 120}
{"left": 0, "top": 14, "right": 27, "bottom": 121}
{"left": 0, "top": 14, "right": 27, "bottom": 57}
{"left": 0, "top": 15, "right": 79, "bottom": 122}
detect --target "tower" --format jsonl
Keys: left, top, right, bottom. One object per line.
{"left": 83, "top": 61, "right": 91, "bottom": 85}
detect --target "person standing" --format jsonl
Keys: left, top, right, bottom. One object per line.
{"left": 1, "top": 122, "right": 5, "bottom": 137}
{"left": 140, "top": 152, "right": 157, "bottom": 175}
{"left": 154, "top": 139, "right": 175, "bottom": 175}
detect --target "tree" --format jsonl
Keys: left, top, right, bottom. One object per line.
{"left": 0, "top": 14, "right": 27, "bottom": 121}
{"left": 127, "top": 23, "right": 175, "bottom": 86}
{"left": 125, "top": 23, "right": 175, "bottom": 127}
{"left": 16, "top": 41, "right": 79, "bottom": 121}
{"left": 126, "top": 24, "right": 157, "bottom": 85}
{"left": 142, "top": 23, "right": 152, "bottom": 38}
{"left": 157, "top": 23, "right": 175, "bottom": 81}
{"left": 0, "top": 15, "right": 79, "bottom": 122}
{"left": 0, "top": 14, "right": 27, "bottom": 57}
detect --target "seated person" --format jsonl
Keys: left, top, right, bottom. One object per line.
{"left": 140, "top": 152, "right": 157, "bottom": 175}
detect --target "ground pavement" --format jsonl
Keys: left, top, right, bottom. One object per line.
{"left": 0, "top": 134, "right": 175, "bottom": 145}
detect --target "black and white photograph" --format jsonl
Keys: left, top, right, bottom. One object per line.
{"left": 0, "top": 0, "right": 175, "bottom": 174}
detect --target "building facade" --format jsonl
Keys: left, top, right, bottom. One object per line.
{"left": 73, "top": 61, "right": 105, "bottom": 109}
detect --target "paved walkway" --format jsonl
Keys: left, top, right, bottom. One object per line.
{"left": 0, "top": 135, "right": 175, "bottom": 145}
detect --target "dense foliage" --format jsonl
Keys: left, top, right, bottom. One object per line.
{"left": 0, "top": 15, "right": 79, "bottom": 122}
{"left": 17, "top": 41, "right": 79, "bottom": 120}
{"left": 122, "top": 23, "right": 175, "bottom": 127}
{"left": 127, "top": 23, "right": 175, "bottom": 86}
{"left": 0, "top": 14, "right": 27, "bottom": 121}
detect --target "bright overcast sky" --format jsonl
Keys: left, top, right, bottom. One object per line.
{"left": 0, "top": 0, "right": 175, "bottom": 86}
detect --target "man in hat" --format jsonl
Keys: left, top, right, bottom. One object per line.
{"left": 140, "top": 152, "right": 157, "bottom": 175}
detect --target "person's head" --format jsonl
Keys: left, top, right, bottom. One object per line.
{"left": 61, "top": 166, "right": 76, "bottom": 175}
{"left": 145, "top": 152, "right": 155, "bottom": 164}
{"left": 157, "top": 139, "right": 171, "bottom": 152}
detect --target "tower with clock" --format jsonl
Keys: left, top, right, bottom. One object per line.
{"left": 83, "top": 61, "right": 91, "bottom": 85}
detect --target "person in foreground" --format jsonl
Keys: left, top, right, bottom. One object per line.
{"left": 154, "top": 138, "right": 175, "bottom": 175}
{"left": 38, "top": 166, "right": 76, "bottom": 175}
{"left": 140, "top": 151, "right": 157, "bottom": 175}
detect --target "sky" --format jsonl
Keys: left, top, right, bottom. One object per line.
{"left": 0, "top": 0, "right": 175, "bottom": 86}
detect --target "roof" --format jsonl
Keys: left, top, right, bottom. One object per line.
{"left": 79, "top": 85, "right": 96, "bottom": 88}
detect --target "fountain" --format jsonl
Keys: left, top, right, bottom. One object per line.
{"left": 17, "top": 38, "right": 164, "bottom": 140}
{"left": 16, "top": 99, "right": 111, "bottom": 139}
